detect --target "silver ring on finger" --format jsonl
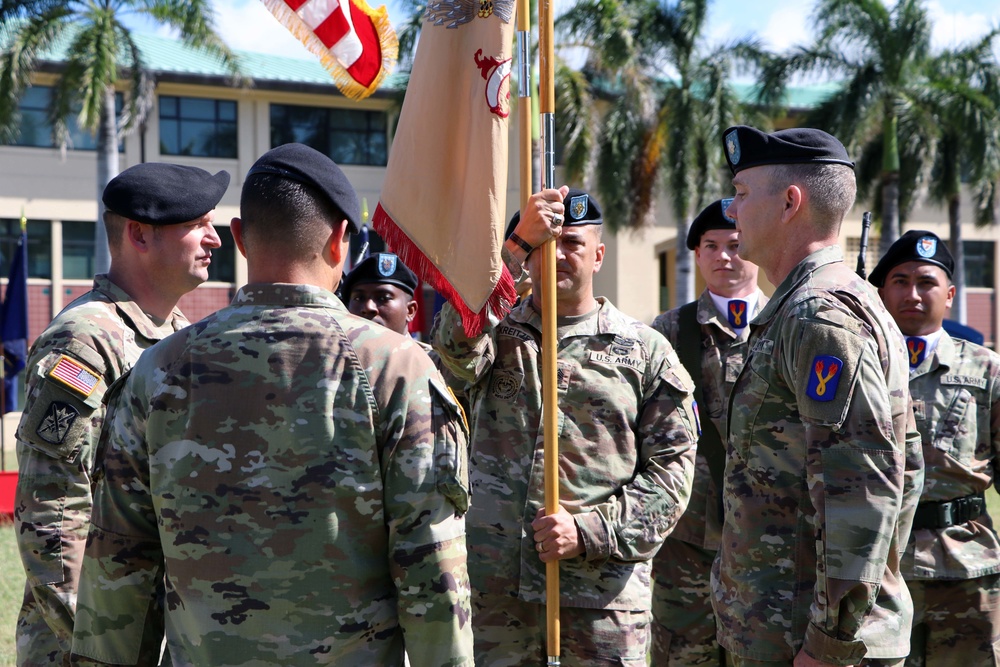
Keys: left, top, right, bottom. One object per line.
{"left": 552, "top": 213, "right": 564, "bottom": 226}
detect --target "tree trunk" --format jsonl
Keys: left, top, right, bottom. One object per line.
{"left": 949, "top": 194, "right": 965, "bottom": 324}
{"left": 94, "top": 86, "right": 118, "bottom": 275}
{"left": 879, "top": 171, "right": 901, "bottom": 259}
{"left": 879, "top": 111, "right": 901, "bottom": 258}
{"left": 674, "top": 215, "right": 695, "bottom": 307}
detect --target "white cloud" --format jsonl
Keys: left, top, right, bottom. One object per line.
{"left": 759, "top": 4, "right": 812, "bottom": 53}
{"left": 923, "top": 0, "right": 996, "bottom": 52}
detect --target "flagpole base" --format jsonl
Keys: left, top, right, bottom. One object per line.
{"left": 547, "top": 657, "right": 560, "bottom": 666}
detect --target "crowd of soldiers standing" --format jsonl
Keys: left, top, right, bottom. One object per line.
{"left": 10, "top": 124, "right": 1000, "bottom": 667}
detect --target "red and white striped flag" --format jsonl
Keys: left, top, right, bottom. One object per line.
{"left": 260, "top": 0, "right": 397, "bottom": 100}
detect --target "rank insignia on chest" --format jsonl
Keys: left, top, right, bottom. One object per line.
{"left": 48, "top": 355, "right": 100, "bottom": 398}
{"left": 727, "top": 300, "right": 748, "bottom": 329}
{"left": 905, "top": 337, "right": 926, "bottom": 369}
{"left": 806, "top": 355, "right": 843, "bottom": 402}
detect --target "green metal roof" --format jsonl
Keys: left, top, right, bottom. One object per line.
{"left": 7, "top": 20, "right": 404, "bottom": 94}
{"left": 14, "top": 20, "right": 840, "bottom": 106}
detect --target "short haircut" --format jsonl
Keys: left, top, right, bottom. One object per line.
{"left": 103, "top": 210, "right": 126, "bottom": 252}
{"left": 766, "top": 163, "right": 857, "bottom": 233}
{"left": 239, "top": 173, "right": 347, "bottom": 259}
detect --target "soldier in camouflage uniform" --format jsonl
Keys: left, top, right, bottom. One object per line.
{"left": 14, "top": 162, "right": 228, "bottom": 667}
{"left": 433, "top": 186, "right": 699, "bottom": 665}
{"left": 71, "top": 143, "right": 473, "bottom": 667}
{"left": 650, "top": 198, "right": 768, "bottom": 666}
{"left": 712, "top": 126, "right": 923, "bottom": 667}
{"left": 870, "top": 230, "right": 1000, "bottom": 667}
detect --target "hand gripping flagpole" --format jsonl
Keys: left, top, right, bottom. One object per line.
{"left": 538, "top": 0, "right": 559, "bottom": 662}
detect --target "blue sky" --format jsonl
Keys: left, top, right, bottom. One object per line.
{"left": 127, "top": 0, "right": 1000, "bottom": 63}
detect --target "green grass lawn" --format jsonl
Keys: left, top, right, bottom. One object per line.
{"left": 1, "top": 520, "right": 22, "bottom": 666}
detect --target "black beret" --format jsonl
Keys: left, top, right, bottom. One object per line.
{"left": 102, "top": 163, "right": 229, "bottom": 225}
{"left": 686, "top": 198, "right": 736, "bottom": 250}
{"left": 722, "top": 125, "right": 855, "bottom": 175}
{"left": 563, "top": 188, "right": 602, "bottom": 226}
{"left": 868, "top": 230, "right": 954, "bottom": 288}
{"left": 505, "top": 187, "right": 603, "bottom": 235}
{"left": 341, "top": 253, "right": 418, "bottom": 297}
{"left": 246, "top": 143, "right": 361, "bottom": 233}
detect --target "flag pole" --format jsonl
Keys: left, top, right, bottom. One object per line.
{"left": 538, "top": 0, "right": 559, "bottom": 662}
{"left": 517, "top": 0, "right": 532, "bottom": 211}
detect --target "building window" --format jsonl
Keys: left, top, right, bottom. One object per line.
{"left": 62, "top": 221, "right": 96, "bottom": 280}
{"left": 207, "top": 226, "right": 237, "bottom": 283}
{"left": 0, "top": 219, "right": 51, "bottom": 279}
{"left": 964, "top": 240, "right": 994, "bottom": 288}
{"left": 270, "top": 104, "right": 387, "bottom": 166}
{"left": 159, "top": 96, "right": 238, "bottom": 158}
{"left": 5, "top": 85, "right": 122, "bottom": 150}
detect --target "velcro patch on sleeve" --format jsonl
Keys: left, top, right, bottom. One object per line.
{"left": 47, "top": 355, "right": 101, "bottom": 398}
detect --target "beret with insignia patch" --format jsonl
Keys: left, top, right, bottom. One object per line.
{"left": 341, "top": 253, "right": 418, "bottom": 298}
{"left": 722, "top": 125, "right": 855, "bottom": 176}
{"left": 868, "top": 230, "right": 954, "bottom": 288}
{"left": 686, "top": 198, "right": 737, "bottom": 250}
{"left": 103, "top": 163, "right": 230, "bottom": 226}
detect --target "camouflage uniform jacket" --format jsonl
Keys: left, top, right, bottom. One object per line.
{"left": 651, "top": 289, "right": 767, "bottom": 550}
{"left": 15, "top": 274, "right": 187, "bottom": 652}
{"left": 71, "top": 284, "right": 473, "bottom": 667}
{"left": 904, "top": 333, "right": 1000, "bottom": 580}
{"left": 433, "top": 294, "right": 698, "bottom": 611}
{"left": 712, "top": 246, "right": 923, "bottom": 664}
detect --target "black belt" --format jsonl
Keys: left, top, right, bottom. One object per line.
{"left": 912, "top": 493, "right": 986, "bottom": 530}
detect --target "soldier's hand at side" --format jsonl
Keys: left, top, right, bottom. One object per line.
{"left": 531, "top": 505, "right": 584, "bottom": 562}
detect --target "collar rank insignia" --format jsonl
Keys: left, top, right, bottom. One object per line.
{"left": 48, "top": 355, "right": 100, "bottom": 398}
{"left": 806, "top": 355, "right": 843, "bottom": 402}
{"left": 905, "top": 337, "right": 926, "bottom": 368}
{"left": 728, "top": 299, "right": 748, "bottom": 329}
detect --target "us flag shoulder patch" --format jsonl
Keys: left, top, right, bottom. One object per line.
{"left": 48, "top": 355, "right": 100, "bottom": 398}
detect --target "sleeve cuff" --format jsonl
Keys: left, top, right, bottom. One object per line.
{"left": 574, "top": 511, "right": 611, "bottom": 563}
{"left": 803, "top": 622, "right": 868, "bottom": 665}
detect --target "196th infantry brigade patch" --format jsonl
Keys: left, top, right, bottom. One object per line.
{"left": 806, "top": 355, "right": 843, "bottom": 402}
{"left": 37, "top": 401, "right": 79, "bottom": 444}
{"left": 48, "top": 355, "right": 100, "bottom": 397}
{"left": 490, "top": 369, "right": 521, "bottom": 400}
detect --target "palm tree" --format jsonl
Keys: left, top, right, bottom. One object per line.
{"left": 922, "top": 31, "right": 1000, "bottom": 323}
{"left": 758, "top": 0, "right": 936, "bottom": 258}
{"left": 0, "top": 0, "right": 243, "bottom": 273}
{"left": 557, "top": 0, "right": 767, "bottom": 306}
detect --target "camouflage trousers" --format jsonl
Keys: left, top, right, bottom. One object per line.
{"left": 16, "top": 582, "right": 72, "bottom": 667}
{"left": 730, "top": 656, "right": 901, "bottom": 667}
{"left": 651, "top": 537, "right": 723, "bottom": 666}
{"left": 472, "top": 591, "right": 650, "bottom": 666}
{"left": 902, "top": 574, "right": 1000, "bottom": 667}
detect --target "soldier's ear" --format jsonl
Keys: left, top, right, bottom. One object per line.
{"left": 327, "top": 219, "right": 351, "bottom": 267}
{"left": 230, "top": 218, "right": 247, "bottom": 258}
{"left": 125, "top": 219, "right": 151, "bottom": 253}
